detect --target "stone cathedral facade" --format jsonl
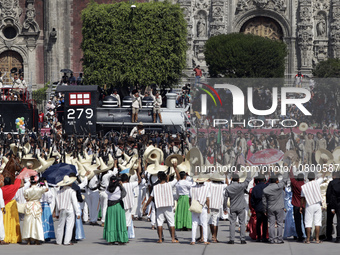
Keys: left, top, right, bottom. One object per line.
{"left": 0, "top": 0, "right": 338, "bottom": 88}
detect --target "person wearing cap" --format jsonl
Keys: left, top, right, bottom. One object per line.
{"left": 262, "top": 171, "right": 289, "bottom": 244}
{"left": 326, "top": 171, "right": 340, "bottom": 243}
{"left": 300, "top": 171, "right": 327, "bottom": 244}
{"left": 131, "top": 91, "right": 142, "bottom": 123}
{"left": 223, "top": 168, "right": 252, "bottom": 244}
{"left": 22, "top": 176, "right": 49, "bottom": 245}
{"left": 55, "top": 175, "right": 81, "bottom": 245}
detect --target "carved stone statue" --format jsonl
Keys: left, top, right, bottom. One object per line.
{"left": 197, "top": 17, "right": 206, "bottom": 37}
{"left": 316, "top": 19, "right": 326, "bottom": 37}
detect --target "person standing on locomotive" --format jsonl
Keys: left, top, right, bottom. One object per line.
{"left": 110, "top": 89, "right": 121, "bottom": 107}
{"left": 131, "top": 91, "right": 142, "bottom": 123}
{"left": 151, "top": 91, "right": 162, "bottom": 123}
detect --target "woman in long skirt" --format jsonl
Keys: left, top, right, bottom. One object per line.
{"left": 40, "top": 178, "right": 55, "bottom": 241}
{"left": 103, "top": 176, "right": 128, "bottom": 244}
{"left": 175, "top": 172, "right": 192, "bottom": 230}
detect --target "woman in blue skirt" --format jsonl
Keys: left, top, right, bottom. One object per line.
{"left": 40, "top": 178, "right": 55, "bottom": 241}
{"left": 103, "top": 176, "right": 128, "bottom": 245}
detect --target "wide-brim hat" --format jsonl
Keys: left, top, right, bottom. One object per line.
{"left": 82, "top": 164, "right": 97, "bottom": 180}
{"left": 57, "top": 175, "right": 77, "bottom": 186}
{"left": 177, "top": 160, "right": 191, "bottom": 175}
{"left": 119, "top": 154, "right": 138, "bottom": 175}
{"left": 143, "top": 145, "right": 164, "bottom": 164}
{"left": 23, "top": 142, "right": 31, "bottom": 155}
{"left": 185, "top": 148, "right": 203, "bottom": 167}
{"left": 165, "top": 154, "right": 183, "bottom": 167}
{"left": 21, "top": 155, "right": 41, "bottom": 171}
{"left": 94, "top": 157, "right": 111, "bottom": 174}
{"left": 10, "top": 143, "right": 20, "bottom": 155}
{"left": 209, "top": 171, "right": 226, "bottom": 182}
{"left": 332, "top": 146, "right": 340, "bottom": 164}
{"left": 146, "top": 163, "right": 168, "bottom": 175}
{"left": 299, "top": 122, "right": 308, "bottom": 132}
{"left": 315, "top": 149, "right": 333, "bottom": 165}
{"left": 37, "top": 155, "right": 55, "bottom": 173}
{"left": 193, "top": 172, "right": 209, "bottom": 183}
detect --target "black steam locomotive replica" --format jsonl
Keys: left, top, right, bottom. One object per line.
{"left": 55, "top": 85, "right": 187, "bottom": 135}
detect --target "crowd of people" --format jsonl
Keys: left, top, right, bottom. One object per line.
{"left": 0, "top": 121, "right": 339, "bottom": 246}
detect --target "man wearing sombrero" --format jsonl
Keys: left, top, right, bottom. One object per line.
{"left": 142, "top": 161, "right": 180, "bottom": 243}
{"left": 55, "top": 175, "right": 81, "bottom": 245}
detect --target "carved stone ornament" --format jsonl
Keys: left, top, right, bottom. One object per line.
{"left": 22, "top": 1, "right": 40, "bottom": 34}
{"left": 0, "top": 0, "right": 22, "bottom": 20}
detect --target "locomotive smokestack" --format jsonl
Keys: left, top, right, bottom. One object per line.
{"left": 166, "top": 93, "right": 177, "bottom": 110}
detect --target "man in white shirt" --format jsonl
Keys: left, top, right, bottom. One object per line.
{"left": 131, "top": 91, "right": 142, "bottom": 123}
{"left": 56, "top": 176, "right": 81, "bottom": 245}
{"left": 300, "top": 172, "right": 326, "bottom": 244}
{"left": 143, "top": 166, "right": 180, "bottom": 243}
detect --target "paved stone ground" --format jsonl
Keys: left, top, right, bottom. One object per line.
{"left": 1, "top": 219, "right": 339, "bottom": 255}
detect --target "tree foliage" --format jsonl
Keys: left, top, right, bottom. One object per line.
{"left": 312, "top": 59, "right": 340, "bottom": 122}
{"left": 313, "top": 58, "right": 340, "bottom": 77}
{"left": 81, "top": 1, "right": 187, "bottom": 88}
{"left": 204, "top": 33, "right": 287, "bottom": 78}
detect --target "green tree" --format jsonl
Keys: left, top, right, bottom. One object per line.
{"left": 312, "top": 58, "right": 340, "bottom": 122}
{"left": 204, "top": 33, "right": 287, "bottom": 78}
{"left": 313, "top": 58, "right": 340, "bottom": 77}
{"left": 81, "top": 1, "right": 187, "bottom": 88}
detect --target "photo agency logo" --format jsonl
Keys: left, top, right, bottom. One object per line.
{"left": 199, "top": 82, "right": 312, "bottom": 128}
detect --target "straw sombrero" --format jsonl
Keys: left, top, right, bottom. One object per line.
{"left": 299, "top": 122, "right": 308, "bottom": 132}
{"left": 21, "top": 154, "right": 41, "bottom": 171}
{"left": 37, "top": 155, "right": 55, "bottom": 173}
{"left": 57, "top": 175, "right": 77, "bottom": 186}
{"left": 94, "top": 157, "right": 111, "bottom": 174}
{"left": 165, "top": 154, "right": 183, "bottom": 167}
{"left": 209, "top": 171, "right": 226, "bottom": 182}
{"left": 193, "top": 172, "right": 209, "bottom": 183}
{"left": 332, "top": 147, "right": 340, "bottom": 164}
{"left": 315, "top": 149, "right": 333, "bottom": 165}
{"left": 146, "top": 163, "right": 168, "bottom": 175}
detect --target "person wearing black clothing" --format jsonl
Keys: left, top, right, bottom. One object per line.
{"left": 250, "top": 174, "right": 268, "bottom": 242}
{"left": 326, "top": 171, "right": 340, "bottom": 243}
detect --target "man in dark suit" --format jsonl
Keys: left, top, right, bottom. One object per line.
{"left": 251, "top": 174, "right": 268, "bottom": 242}
{"left": 326, "top": 171, "right": 340, "bottom": 243}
